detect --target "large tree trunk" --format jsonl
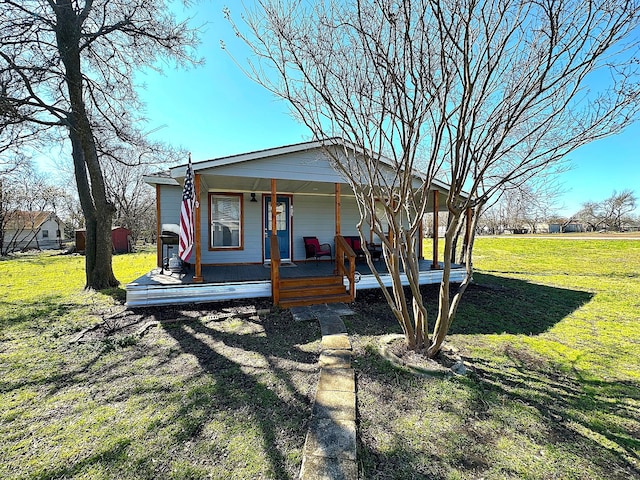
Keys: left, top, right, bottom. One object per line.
{"left": 56, "top": 1, "right": 118, "bottom": 289}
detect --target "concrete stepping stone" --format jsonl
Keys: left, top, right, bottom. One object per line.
{"left": 326, "top": 304, "right": 355, "bottom": 316}
{"left": 319, "top": 316, "right": 348, "bottom": 336}
{"left": 290, "top": 306, "right": 319, "bottom": 322}
{"left": 319, "top": 349, "right": 352, "bottom": 369}
{"left": 299, "top": 304, "right": 358, "bottom": 480}
{"left": 299, "top": 454, "right": 358, "bottom": 480}
{"left": 313, "top": 390, "right": 356, "bottom": 421}
{"left": 321, "top": 333, "right": 351, "bottom": 350}
{"left": 317, "top": 368, "right": 355, "bottom": 393}
{"left": 303, "top": 418, "right": 357, "bottom": 460}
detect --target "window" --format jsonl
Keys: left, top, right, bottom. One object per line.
{"left": 209, "top": 193, "right": 243, "bottom": 249}
{"left": 42, "top": 229, "right": 49, "bottom": 238}
{"left": 56, "top": 230, "right": 61, "bottom": 238}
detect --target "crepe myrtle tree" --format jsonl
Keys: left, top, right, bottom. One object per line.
{"left": 0, "top": 0, "right": 199, "bottom": 289}
{"left": 227, "top": 0, "right": 640, "bottom": 356}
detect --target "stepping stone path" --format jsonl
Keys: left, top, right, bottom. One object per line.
{"left": 291, "top": 304, "right": 358, "bottom": 480}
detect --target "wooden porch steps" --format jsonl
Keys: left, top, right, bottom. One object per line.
{"left": 278, "top": 275, "right": 352, "bottom": 308}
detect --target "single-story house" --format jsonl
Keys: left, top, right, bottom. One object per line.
{"left": 126, "top": 139, "right": 469, "bottom": 308}
{"left": 549, "top": 222, "right": 585, "bottom": 233}
{"left": 2, "top": 211, "right": 64, "bottom": 253}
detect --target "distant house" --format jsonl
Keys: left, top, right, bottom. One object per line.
{"left": 2, "top": 211, "right": 65, "bottom": 253}
{"left": 549, "top": 222, "right": 585, "bottom": 233}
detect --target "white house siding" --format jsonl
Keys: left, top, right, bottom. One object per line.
{"left": 159, "top": 184, "right": 375, "bottom": 265}
{"left": 2, "top": 217, "right": 63, "bottom": 251}
{"left": 292, "top": 194, "right": 337, "bottom": 262}
{"left": 38, "top": 218, "right": 63, "bottom": 248}
{"left": 205, "top": 149, "right": 344, "bottom": 183}
{"left": 161, "top": 186, "right": 273, "bottom": 264}
{"left": 337, "top": 197, "right": 363, "bottom": 238}
{"left": 159, "top": 185, "right": 182, "bottom": 230}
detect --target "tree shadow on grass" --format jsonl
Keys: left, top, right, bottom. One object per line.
{"left": 350, "top": 272, "right": 594, "bottom": 336}
{"left": 355, "top": 343, "right": 639, "bottom": 480}
{"left": 2, "top": 300, "right": 326, "bottom": 479}
{"left": 155, "top": 323, "right": 304, "bottom": 477}
{"left": 98, "top": 286, "right": 127, "bottom": 303}
{"left": 468, "top": 355, "right": 640, "bottom": 478}
{"left": 0, "top": 297, "right": 74, "bottom": 331}
{"left": 134, "top": 305, "right": 322, "bottom": 479}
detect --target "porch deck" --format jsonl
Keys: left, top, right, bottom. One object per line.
{"left": 125, "top": 259, "right": 467, "bottom": 307}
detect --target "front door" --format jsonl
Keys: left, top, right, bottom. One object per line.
{"left": 264, "top": 196, "right": 292, "bottom": 262}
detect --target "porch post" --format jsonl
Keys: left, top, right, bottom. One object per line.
{"left": 155, "top": 184, "right": 162, "bottom": 268}
{"left": 270, "top": 179, "right": 280, "bottom": 305}
{"left": 335, "top": 183, "right": 341, "bottom": 236}
{"left": 334, "top": 183, "right": 341, "bottom": 275}
{"left": 463, "top": 207, "right": 472, "bottom": 264}
{"left": 193, "top": 173, "right": 204, "bottom": 283}
{"left": 431, "top": 189, "right": 439, "bottom": 269}
{"left": 271, "top": 179, "right": 277, "bottom": 232}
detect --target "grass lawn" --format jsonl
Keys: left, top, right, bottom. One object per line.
{"left": 354, "top": 237, "right": 640, "bottom": 479}
{"left": 0, "top": 249, "right": 320, "bottom": 479}
{"left": 1, "top": 239, "right": 638, "bottom": 479}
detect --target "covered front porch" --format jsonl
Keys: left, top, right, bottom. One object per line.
{"left": 125, "top": 256, "right": 467, "bottom": 307}
{"left": 133, "top": 141, "right": 472, "bottom": 308}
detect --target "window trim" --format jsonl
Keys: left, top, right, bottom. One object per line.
{"left": 208, "top": 192, "right": 244, "bottom": 251}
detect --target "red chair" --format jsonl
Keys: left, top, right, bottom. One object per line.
{"left": 344, "top": 236, "right": 365, "bottom": 258}
{"left": 303, "top": 237, "right": 332, "bottom": 261}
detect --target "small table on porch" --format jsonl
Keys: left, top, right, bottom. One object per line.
{"left": 368, "top": 243, "right": 382, "bottom": 261}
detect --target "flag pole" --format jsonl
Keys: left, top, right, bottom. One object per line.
{"left": 193, "top": 164, "right": 203, "bottom": 283}
{"left": 178, "top": 153, "right": 194, "bottom": 262}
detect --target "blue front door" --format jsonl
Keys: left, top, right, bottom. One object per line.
{"left": 264, "top": 196, "right": 291, "bottom": 261}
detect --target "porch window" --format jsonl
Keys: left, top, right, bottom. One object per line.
{"left": 209, "top": 193, "right": 243, "bottom": 250}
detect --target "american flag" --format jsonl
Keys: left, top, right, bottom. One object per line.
{"left": 179, "top": 155, "right": 195, "bottom": 262}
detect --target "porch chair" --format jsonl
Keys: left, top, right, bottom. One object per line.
{"left": 303, "top": 236, "right": 332, "bottom": 262}
{"left": 344, "top": 236, "right": 365, "bottom": 259}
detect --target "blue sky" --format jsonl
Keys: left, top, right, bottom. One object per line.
{"left": 136, "top": 2, "right": 639, "bottom": 218}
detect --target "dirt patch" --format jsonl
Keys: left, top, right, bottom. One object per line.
{"left": 388, "top": 338, "right": 460, "bottom": 369}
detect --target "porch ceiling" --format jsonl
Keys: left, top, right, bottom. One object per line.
{"left": 201, "top": 174, "right": 347, "bottom": 196}
{"left": 200, "top": 174, "right": 451, "bottom": 210}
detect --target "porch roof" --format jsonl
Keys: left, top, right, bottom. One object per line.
{"left": 144, "top": 138, "right": 464, "bottom": 204}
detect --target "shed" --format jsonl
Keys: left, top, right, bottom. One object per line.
{"left": 75, "top": 227, "right": 133, "bottom": 254}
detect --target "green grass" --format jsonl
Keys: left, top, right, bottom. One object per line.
{"left": 354, "top": 237, "right": 640, "bottom": 479}
{"left": 0, "top": 249, "right": 319, "bottom": 479}
{"left": 1, "top": 239, "right": 638, "bottom": 479}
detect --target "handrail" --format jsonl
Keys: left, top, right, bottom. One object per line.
{"left": 270, "top": 235, "right": 281, "bottom": 305}
{"left": 335, "top": 235, "right": 356, "bottom": 300}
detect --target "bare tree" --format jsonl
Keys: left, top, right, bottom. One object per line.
{"left": 579, "top": 189, "right": 637, "bottom": 231}
{"left": 102, "top": 141, "right": 182, "bottom": 244}
{"left": 578, "top": 201, "right": 607, "bottom": 231}
{"left": 481, "top": 179, "right": 564, "bottom": 235}
{"left": 0, "top": 162, "right": 62, "bottom": 255}
{"left": 0, "top": 0, "right": 199, "bottom": 289}
{"left": 0, "top": 172, "right": 24, "bottom": 255}
{"left": 228, "top": 0, "right": 640, "bottom": 356}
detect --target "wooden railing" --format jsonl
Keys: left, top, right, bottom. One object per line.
{"left": 335, "top": 235, "right": 356, "bottom": 300}
{"left": 270, "top": 235, "right": 281, "bottom": 306}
